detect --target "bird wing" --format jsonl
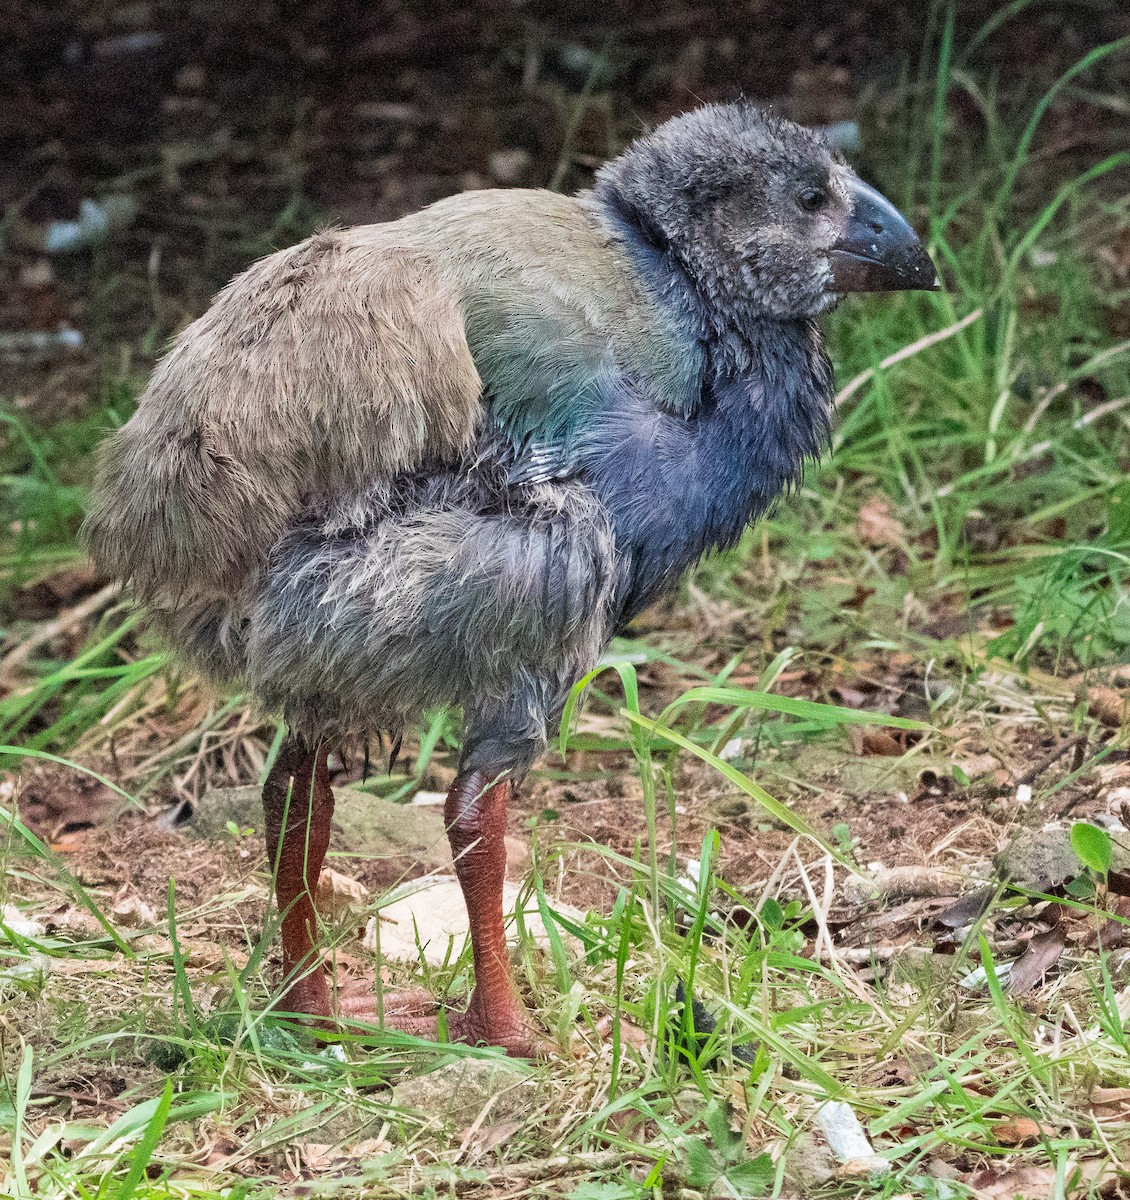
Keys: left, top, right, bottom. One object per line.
{"left": 83, "top": 225, "right": 484, "bottom": 599}
{"left": 411, "top": 189, "right": 704, "bottom": 480}
{"left": 82, "top": 189, "right": 702, "bottom": 603}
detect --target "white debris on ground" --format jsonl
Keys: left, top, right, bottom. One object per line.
{"left": 813, "top": 1099, "right": 890, "bottom": 1178}
{"left": 410, "top": 790, "right": 447, "bottom": 806}
{"left": 1, "top": 903, "right": 44, "bottom": 938}
{"left": 363, "top": 876, "right": 584, "bottom": 965}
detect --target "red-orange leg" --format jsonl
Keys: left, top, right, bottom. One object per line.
{"left": 442, "top": 768, "right": 539, "bottom": 1054}
{"left": 262, "top": 743, "right": 542, "bottom": 1055}
{"left": 261, "top": 736, "right": 335, "bottom": 1019}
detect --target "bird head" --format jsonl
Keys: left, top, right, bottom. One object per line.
{"left": 593, "top": 102, "right": 938, "bottom": 325}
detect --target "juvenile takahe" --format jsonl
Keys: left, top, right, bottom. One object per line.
{"left": 83, "top": 102, "right": 937, "bottom": 1055}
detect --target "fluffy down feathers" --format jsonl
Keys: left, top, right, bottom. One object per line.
{"left": 83, "top": 232, "right": 483, "bottom": 599}
{"left": 82, "top": 191, "right": 690, "bottom": 600}
{"left": 82, "top": 105, "right": 863, "bottom": 765}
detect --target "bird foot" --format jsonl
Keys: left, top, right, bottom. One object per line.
{"left": 334, "top": 979, "right": 550, "bottom": 1058}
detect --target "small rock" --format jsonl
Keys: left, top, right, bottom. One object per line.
{"left": 996, "top": 822, "right": 1130, "bottom": 890}
{"left": 364, "top": 876, "right": 583, "bottom": 965}
{"left": 783, "top": 1131, "right": 836, "bottom": 1190}
{"left": 391, "top": 1056, "right": 539, "bottom": 1129}
{"left": 488, "top": 148, "right": 532, "bottom": 185}
{"left": 192, "top": 785, "right": 450, "bottom": 872}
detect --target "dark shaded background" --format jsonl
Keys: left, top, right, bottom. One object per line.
{"left": 2, "top": 1, "right": 1128, "bottom": 417}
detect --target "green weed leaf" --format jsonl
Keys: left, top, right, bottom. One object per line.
{"left": 1071, "top": 822, "right": 1113, "bottom": 877}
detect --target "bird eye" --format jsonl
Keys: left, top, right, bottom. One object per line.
{"left": 797, "top": 187, "right": 827, "bottom": 213}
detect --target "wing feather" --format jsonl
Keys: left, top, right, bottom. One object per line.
{"left": 82, "top": 229, "right": 482, "bottom": 598}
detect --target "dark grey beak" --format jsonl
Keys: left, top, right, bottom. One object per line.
{"left": 829, "top": 178, "right": 938, "bottom": 293}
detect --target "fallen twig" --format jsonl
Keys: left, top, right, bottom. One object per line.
{"left": 834, "top": 309, "right": 983, "bottom": 409}
{"left": 485, "top": 1148, "right": 647, "bottom": 1181}
{"left": 1016, "top": 733, "right": 1087, "bottom": 787}
{"left": 0, "top": 581, "right": 120, "bottom": 684}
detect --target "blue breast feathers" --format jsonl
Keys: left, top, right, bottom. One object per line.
{"left": 570, "top": 324, "right": 833, "bottom": 621}
{"left": 466, "top": 203, "right": 835, "bottom": 627}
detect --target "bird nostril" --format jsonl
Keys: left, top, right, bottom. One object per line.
{"left": 868, "top": 220, "right": 884, "bottom": 236}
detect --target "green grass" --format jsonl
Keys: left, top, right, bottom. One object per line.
{"left": 3, "top": 10, "right": 1130, "bottom": 1198}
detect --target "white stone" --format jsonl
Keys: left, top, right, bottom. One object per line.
{"left": 411, "top": 790, "right": 447, "bottom": 806}
{"left": 363, "top": 875, "right": 583, "bottom": 965}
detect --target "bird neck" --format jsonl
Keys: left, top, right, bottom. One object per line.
{"left": 589, "top": 330, "right": 832, "bottom": 623}
{"left": 581, "top": 185, "right": 834, "bottom": 622}
{"left": 585, "top": 182, "right": 765, "bottom": 372}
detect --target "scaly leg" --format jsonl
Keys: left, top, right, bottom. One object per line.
{"left": 443, "top": 768, "right": 538, "bottom": 1052}
{"left": 339, "top": 767, "right": 543, "bottom": 1056}
{"left": 263, "top": 740, "right": 542, "bottom": 1054}
{"left": 261, "top": 735, "right": 335, "bottom": 1019}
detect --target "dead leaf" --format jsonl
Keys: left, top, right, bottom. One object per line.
{"left": 298, "top": 1142, "right": 334, "bottom": 1170}
{"left": 851, "top": 726, "right": 904, "bottom": 757}
{"left": 937, "top": 887, "right": 995, "bottom": 930}
{"left": 954, "top": 753, "right": 1000, "bottom": 781}
{"left": 991, "top": 1117, "right": 1047, "bottom": 1146}
{"left": 350, "top": 1136, "right": 389, "bottom": 1157}
{"left": 593, "top": 1013, "right": 650, "bottom": 1052}
{"left": 967, "top": 1165, "right": 1058, "bottom": 1199}
{"left": 1089, "top": 686, "right": 1129, "bottom": 730}
{"left": 316, "top": 868, "right": 369, "bottom": 918}
{"left": 832, "top": 684, "right": 874, "bottom": 708}
{"left": 110, "top": 891, "right": 156, "bottom": 929}
{"left": 48, "top": 905, "right": 104, "bottom": 938}
{"left": 132, "top": 934, "right": 249, "bottom": 970}
{"left": 857, "top": 495, "right": 905, "bottom": 548}
{"left": 1090, "top": 1087, "right": 1130, "bottom": 1121}
{"left": 868, "top": 1057, "right": 915, "bottom": 1087}
{"left": 838, "top": 1157, "right": 889, "bottom": 1180}
{"left": 1007, "top": 927, "right": 1067, "bottom": 995}
{"left": 465, "top": 1118, "right": 522, "bottom": 1155}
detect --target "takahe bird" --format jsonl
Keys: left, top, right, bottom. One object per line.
{"left": 82, "top": 102, "right": 936, "bottom": 1056}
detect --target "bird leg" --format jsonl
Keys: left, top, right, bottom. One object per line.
{"left": 338, "top": 767, "right": 543, "bottom": 1056}
{"left": 262, "top": 742, "right": 541, "bottom": 1054}
{"left": 261, "top": 735, "right": 335, "bottom": 1020}
{"left": 441, "top": 768, "right": 540, "bottom": 1054}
